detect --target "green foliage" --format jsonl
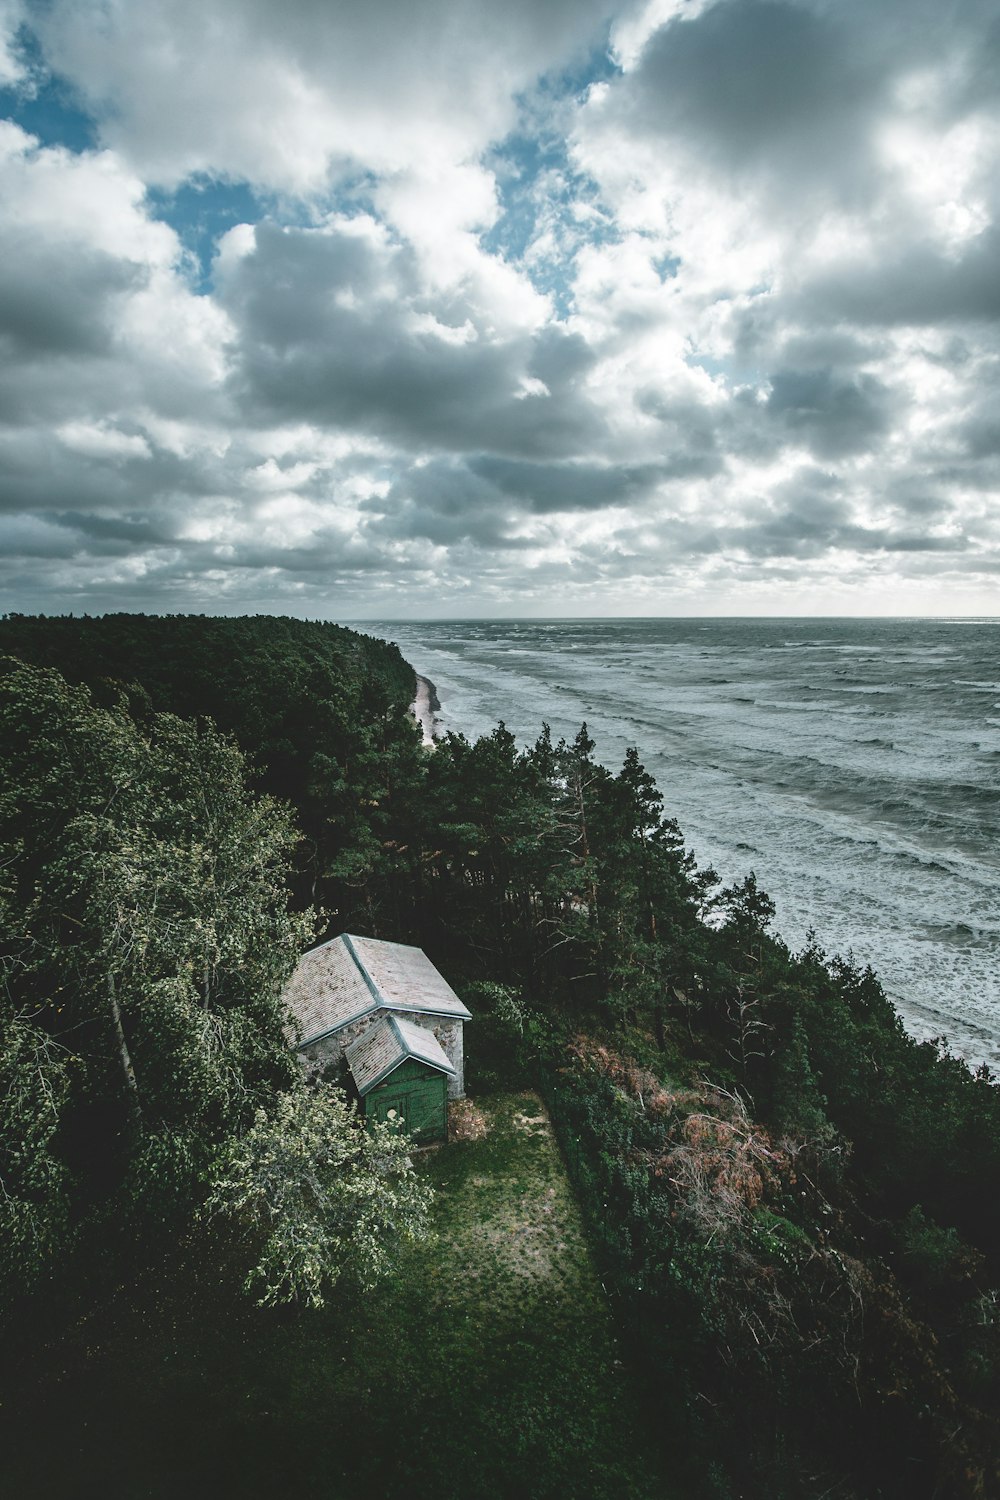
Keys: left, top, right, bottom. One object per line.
{"left": 543, "top": 1034, "right": 999, "bottom": 1497}
{"left": 895, "top": 1205, "right": 977, "bottom": 1295}
{"left": 0, "top": 613, "right": 422, "bottom": 924}
{"left": 0, "top": 1091, "right": 669, "bottom": 1500}
{"left": 205, "top": 1084, "right": 432, "bottom": 1308}
{"left": 0, "top": 657, "right": 310, "bottom": 1301}
{"left": 3, "top": 612, "right": 1000, "bottom": 1495}
{"left": 0, "top": 1014, "right": 72, "bottom": 1299}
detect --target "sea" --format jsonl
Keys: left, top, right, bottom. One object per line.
{"left": 357, "top": 618, "right": 1000, "bottom": 1070}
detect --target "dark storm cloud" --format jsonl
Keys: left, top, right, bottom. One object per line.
{"left": 952, "top": 356, "right": 1000, "bottom": 462}
{"left": 366, "top": 460, "right": 509, "bottom": 547}
{"left": 961, "top": 15, "right": 1000, "bottom": 112}
{"left": 214, "top": 535, "right": 414, "bottom": 575}
{"left": 0, "top": 243, "right": 141, "bottom": 359}
{"left": 0, "top": 431, "right": 216, "bottom": 516}
{"left": 632, "top": 389, "right": 723, "bottom": 474}
{"left": 469, "top": 455, "right": 665, "bottom": 512}
{"left": 620, "top": 0, "right": 885, "bottom": 198}
{"left": 683, "top": 503, "right": 970, "bottom": 563}
{"left": 801, "top": 227, "right": 1000, "bottom": 329}
{"left": 363, "top": 459, "right": 548, "bottom": 549}
{"left": 360, "top": 448, "right": 720, "bottom": 553}
{"left": 581, "top": 460, "right": 978, "bottom": 569}
{"left": 526, "top": 327, "right": 596, "bottom": 387}
{"left": 0, "top": 513, "right": 87, "bottom": 560}
{"left": 768, "top": 330, "right": 886, "bottom": 374}
{"left": 963, "top": 415, "right": 1000, "bottom": 460}
{"left": 221, "top": 220, "right": 604, "bottom": 460}
{"left": 764, "top": 368, "right": 892, "bottom": 458}
{"left": 0, "top": 502, "right": 188, "bottom": 562}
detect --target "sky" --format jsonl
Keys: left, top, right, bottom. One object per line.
{"left": 1, "top": 0, "right": 999, "bottom": 620}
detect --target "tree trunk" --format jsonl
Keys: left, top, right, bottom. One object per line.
{"left": 108, "top": 972, "right": 142, "bottom": 1128}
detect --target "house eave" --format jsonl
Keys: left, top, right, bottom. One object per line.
{"left": 296, "top": 1000, "right": 469, "bottom": 1051}
{"left": 295, "top": 1002, "right": 378, "bottom": 1051}
{"left": 372, "top": 1000, "right": 472, "bottom": 1023}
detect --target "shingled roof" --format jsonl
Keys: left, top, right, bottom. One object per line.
{"left": 345, "top": 1013, "right": 456, "bottom": 1096}
{"left": 283, "top": 932, "right": 471, "bottom": 1049}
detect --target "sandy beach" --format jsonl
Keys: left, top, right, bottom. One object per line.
{"left": 411, "top": 673, "right": 441, "bottom": 747}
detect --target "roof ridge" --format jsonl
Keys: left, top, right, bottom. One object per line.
{"left": 394, "top": 1014, "right": 455, "bottom": 1074}
{"left": 342, "top": 933, "right": 388, "bottom": 1010}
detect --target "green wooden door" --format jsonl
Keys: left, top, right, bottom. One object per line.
{"left": 405, "top": 1078, "right": 446, "bottom": 1141}
{"left": 368, "top": 1071, "right": 446, "bottom": 1142}
{"left": 370, "top": 1091, "right": 407, "bottom": 1130}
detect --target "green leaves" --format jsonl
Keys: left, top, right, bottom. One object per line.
{"left": 0, "top": 629, "right": 446, "bottom": 1319}
{"left": 0, "top": 659, "right": 310, "bottom": 1286}
{"left": 0, "top": 1013, "right": 72, "bottom": 1299}
{"left": 205, "top": 1084, "right": 432, "bottom": 1308}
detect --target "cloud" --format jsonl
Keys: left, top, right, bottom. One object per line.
{"left": 763, "top": 369, "right": 893, "bottom": 458}
{"left": 35, "top": 0, "right": 614, "bottom": 193}
{"left": 613, "top": 0, "right": 887, "bottom": 201}
{"left": 800, "top": 227, "right": 1000, "bottom": 328}
{"left": 1, "top": 0, "right": 1000, "bottom": 617}
{"left": 0, "top": 123, "right": 229, "bottom": 423}
{"left": 218, "top": 215, "right": 604, "bottom": 460}
{"left": 0, "top": 0, "right": 26, "bottom": 86}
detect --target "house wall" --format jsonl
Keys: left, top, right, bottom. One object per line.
{"left": 297, "top": 1012, "right": 375, "bottom": 1080}
{"left": 298, "top": 1012, "right": 465, "bottom": 1097}
{"left": 409, "top": 1013, "right": 464, "bottom": 1098}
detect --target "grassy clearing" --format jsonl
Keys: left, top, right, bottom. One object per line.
{"left": 1, "top": 1089, "right": 671, "bottom": 1499}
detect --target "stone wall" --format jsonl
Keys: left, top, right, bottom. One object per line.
{"left": 298, "top": 1012, "right": 374, "bottom": 1081}
{"left": 410, "top": 1013, "right": 465, "bottom": 1098}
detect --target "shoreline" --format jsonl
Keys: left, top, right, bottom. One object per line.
{"left": 411, "top": 673, "right": 442, "bottom": 747}
{"left": 390, "top": 621, "right": 999, "bottom": 1075}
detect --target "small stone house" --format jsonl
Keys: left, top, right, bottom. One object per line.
{"left": 346, "top": 1013, "right": 454, "bottom": 1143}
{"left": 282, "top": 933, "right": 471, "bottom": 1140}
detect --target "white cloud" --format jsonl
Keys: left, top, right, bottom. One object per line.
{"left": 35, "top": 0, "right": 613, "bottom": 194}
{"left": 57, "top": 421, "right": 152, "bottom": 460}
{"left": 243, "top": 458, "right": 319, "bottom": 492}
{"left": 609, "top": 0, "right": 713, "bottom": 71}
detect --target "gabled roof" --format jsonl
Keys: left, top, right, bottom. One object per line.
{"left": 282, "top": 932, "right": 376, "bottom": 1044}
{"left": 346, "top": 934, "right": 471, "bottom": 1021}
{"left": 283, "top": 932, "right": 471, "bottom": 1050}
{"left": 345, "top": 1013, "right": 456, "bottom": 1096}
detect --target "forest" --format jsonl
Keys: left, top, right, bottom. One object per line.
{"left": 1, "top": 611, "right": 998, "bottom": 1499}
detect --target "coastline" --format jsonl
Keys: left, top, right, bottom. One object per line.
{"left": 411, "top": 673, "right": 441, "bottom": 747}
{"left": 385, "top": 619, "right": 1000, "bottom": 1073}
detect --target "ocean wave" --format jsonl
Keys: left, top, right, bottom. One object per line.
{"left": 389, "top": 617, "right": 1000, "bottom": 1059}
{"left": 921, "top": 919, "right": 1000, "bottom": 945}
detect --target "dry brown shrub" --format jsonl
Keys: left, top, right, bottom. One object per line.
{"left": 565, "top": 1033, "right": 696, "bottom": 1119}
{"left": 448, "top": 1098, "right": 489, "bottom": 1142}
{"left": 565, "top": 1038, "right": 795, "bottom": 1237}
{"left": 656, "top": 1088, "right": 793, "bottom": 1238}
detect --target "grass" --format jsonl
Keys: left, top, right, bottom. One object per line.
{"left": 0, "top": 1089, "right": 672, "bottom": 1499}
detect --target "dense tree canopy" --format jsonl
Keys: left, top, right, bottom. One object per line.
{"left": 0, "top": 653, "right": 427, "bottom": 1309}
{"left": 2, "top": 613, "right": 998, "bottom": 1498}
